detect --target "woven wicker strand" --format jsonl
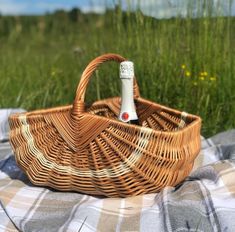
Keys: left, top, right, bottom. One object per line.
{"left": 9, "top": 53, "right": 201, "bottom": 198}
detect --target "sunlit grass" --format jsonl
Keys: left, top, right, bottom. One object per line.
{"left": 0, "top": 5, "right": 234, "bottom": 137}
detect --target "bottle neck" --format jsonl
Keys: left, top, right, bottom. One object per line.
{"left": 118, "top": 78, "right": 138, "bottom": 122}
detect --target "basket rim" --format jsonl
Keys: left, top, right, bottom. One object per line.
{"left": 9, "top": 97, "right": 201, "bottom": 137}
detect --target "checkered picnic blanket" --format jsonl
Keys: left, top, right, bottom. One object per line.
{"left": 0, "top": 109, "right": 235, "bottom": 232}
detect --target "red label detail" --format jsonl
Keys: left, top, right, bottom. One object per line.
{"left": 122, "top": 112, "right": 129, "bottom": 121}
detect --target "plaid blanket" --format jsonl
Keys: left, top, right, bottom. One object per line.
{"left": 0, "top": 109, "right": 235, "bottom": 232}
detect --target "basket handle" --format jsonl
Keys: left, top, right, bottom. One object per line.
{"left": 73, "top": 53, "right": 140, "bottom": 114}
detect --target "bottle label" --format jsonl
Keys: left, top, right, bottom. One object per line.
{"left": 121, "top": 112, "right": 129, "bottom": 121}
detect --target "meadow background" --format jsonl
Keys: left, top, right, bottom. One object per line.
{"left": 0, "top": 1, "right": 234, "bottom": 137}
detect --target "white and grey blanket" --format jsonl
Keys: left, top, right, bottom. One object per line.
{"left": 0, "top": 109, "right": 235, "bottom": 232}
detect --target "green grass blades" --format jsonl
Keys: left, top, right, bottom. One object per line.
{"left": 0, "top": 5, "right": 234, "bottom": 137}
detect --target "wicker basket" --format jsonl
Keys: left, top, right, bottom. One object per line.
{"left": 9, "top": 53, "right": 201, "bottom": 198}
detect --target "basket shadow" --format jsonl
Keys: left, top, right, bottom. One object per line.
{"left": 0, "top": 155, "right": 33, "bottom": 186}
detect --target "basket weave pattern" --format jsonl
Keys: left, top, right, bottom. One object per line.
{"left": 9, "top": 54, "right": 201, "bottom": 197}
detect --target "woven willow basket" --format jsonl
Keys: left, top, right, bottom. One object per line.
{"left": 9, "top": 53, "right": 201, "bottom": 198}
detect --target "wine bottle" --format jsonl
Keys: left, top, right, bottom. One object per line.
{"left": 118, "top": 61, "right": 139, "bottom": 125}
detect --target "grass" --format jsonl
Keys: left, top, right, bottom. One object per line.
{"left": 0, "top": 4, "right": 234, "bottom": 137}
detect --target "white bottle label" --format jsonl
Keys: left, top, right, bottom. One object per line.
{"left": 118, "top": 61, "right": 138, "bottom": 122}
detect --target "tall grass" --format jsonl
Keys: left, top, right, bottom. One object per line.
{"left": 0, "top": 3, "right": 234, "bottom": 137}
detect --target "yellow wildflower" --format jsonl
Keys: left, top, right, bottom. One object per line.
{"left": 181, "top": 64, "right": 186, "bottom": 69}
{"left": 199, "top": 76, "right": 205, "bottom": 81}
{"left": 185, "top": 71, "right": 191, "bottom": 77}
{"left": 210, "top": 77, "right": 216, "bottom": 81}
{"left": 200, "top": 71, "right": 208, "bottom": 76}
